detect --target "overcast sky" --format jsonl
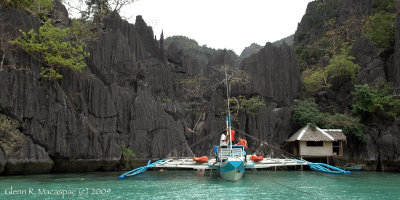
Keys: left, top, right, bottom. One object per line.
{"left": 68, "top": 0, "right": 313, "bottom": 54}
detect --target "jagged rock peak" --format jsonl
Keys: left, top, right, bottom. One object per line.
{"left": 241, "top": 42, "right": 300, "bottom": 106}
{"left": 240, "top": 43, "right": 263, "bottom": 58}
{"left": 209, "top": 49, "right": 240, "bottom": 67}
{"left": 51, "top": 0, "right": 69, "bottom": 26}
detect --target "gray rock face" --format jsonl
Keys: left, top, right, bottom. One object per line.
{"left": 0, "top": 115, "right": 53, "bottom": 174}
{"left": 393, "top": 14, "right": 400, "bottom": 87}
{"left": 0, "top": 7, "right": 192, "bottom": 174}
{"left": 162, "top": 35, "right": 301, "bottom": 161}
{"left": 238, "top": 103, "right": 295, "bottom": 157}
{"left": 337, "top": 0, "right": 379, "bottom": 21}
{"left": 241, "top": 43, "right": 300, "bottom": 106}
{"left": 350, "top": 37, "right": 386, "bottom": 84}
{"left": 294, "top": 0, "right": 378, "bottom": 48}
{"left": 165, "top": 43, "right": 201, "bottom": 76}
{"left": 51, "top": 0, "right": 70, "bottom": 26}
{"left": 342, "top": 121, "right": 400, "bottom": 171}
{"left": 0, "top": 148, "right": 5, "bottom": 174}
{"left": 240, "top": 43, "right": 263, "bottom": 58}
{"left": 208, "top": 50, "right": 240, "bottom": 68}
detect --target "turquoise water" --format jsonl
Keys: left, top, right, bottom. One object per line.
{"left": 0, "top": 170, "right": 399, "bottom": 200}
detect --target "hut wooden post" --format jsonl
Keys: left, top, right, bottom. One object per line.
{"left": 301, "top": 156, "right": 303, "bottom": 171}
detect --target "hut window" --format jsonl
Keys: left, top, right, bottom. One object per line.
{"left": 306, "top": 141, "right": 323, "bottom": 146}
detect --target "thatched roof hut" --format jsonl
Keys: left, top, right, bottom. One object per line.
{"left": 286, "top": 124, "right": 347, "bottom": 159}
{"left": 286, "top": 124, "right": 346, "bottom": 142}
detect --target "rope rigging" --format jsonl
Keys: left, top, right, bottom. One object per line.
{"left": 251, "top": 169, "right": 316, "bottom": 195}
{"left": 168, "top": 128, "right": 225, "bottom": 157}
{"left": 188, "top": 105, "right": 207, "bottom": 133}
{"left": 233, "top": 128, "right": 306, "bottom": 162}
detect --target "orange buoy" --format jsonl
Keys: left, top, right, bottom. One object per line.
{"left": 250, "top": 155, "right": 263, "bottom": 162}
{"left": 193, "top": 156, "right": 208, "bottom": 163}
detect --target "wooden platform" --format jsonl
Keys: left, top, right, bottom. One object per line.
{"left": 151, "top": 156, "right": 308, "bottom": 170}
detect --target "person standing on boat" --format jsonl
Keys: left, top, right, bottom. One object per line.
{"left": 227, "top": 129, "right": 235, "bottom": 142}
{"left": 220, "top": 133, "right": 227, "bottom": 146}
{"left": 236, "top": 137, "right": 248, "bottom": 150}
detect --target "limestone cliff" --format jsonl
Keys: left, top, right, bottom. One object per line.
{"left": 1, "top": 0, "right": 399, "bottom": 175}
{"left": 0, "top": 6, "right": 192, "bottom": 174}
{"left": 294, "top": 0, "right": 400, "bottom": 170}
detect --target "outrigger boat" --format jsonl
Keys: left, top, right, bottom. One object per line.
{"left": 343, "top": 163, "right": 362, "bottom": 171}
{"left": 119, "top": 68, "right": 351, "bottom": 181}
{"left": 119, "top": 154, "right": 311, "bottom": 180}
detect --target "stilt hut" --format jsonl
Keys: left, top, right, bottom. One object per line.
{"left": 286, "top": 123, "right": 346, "bottom": 163}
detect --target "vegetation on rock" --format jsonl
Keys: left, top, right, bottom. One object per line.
{"left": 179, "top": 64, "right": 249, "bottom": 100}
{"left": 296, "top": 0, "right": 397, "bottom": 94}
{"left": 11, "top": 20, "right": 89, "bottom": 80}
{"left": 272, "top": 34, "right": 294, "bottom": 47}
{"left": 0, "top": 114, "right": 24, "bottom": 153}
{"left": 1, "top": 0, "right": 53, "bottom": 20}
{"left": 164, "top": 35, "right": 218, "bottom": 66}
{"left": 302, "top": 49, "right": 360, "bottom": 93}
{"left": 352, "top": 83, "right": 400, "bottom": 121}
{"left": 228, "top": 95, "right": 267, "bottom": 116}
{"left": 121, "top": 145, "right": 136, "bottom": 158}
{"left": 292, "top": 98, "right": 364, "bottom": 142}
{"left": 324, "top": 53, "right": 360, "bottom": 81}
{"left": 364, "top": 10, "right": 396, "bottom": 50}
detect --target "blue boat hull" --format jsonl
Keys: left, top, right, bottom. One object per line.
{"left": 218, "top": 158, "right": 245, "bottom": 181}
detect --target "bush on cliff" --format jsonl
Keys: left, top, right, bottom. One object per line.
{"left": 121, "top": 145, "right": 136, "bottom": 159}
{"left": 11, "top": 20, "right": 89, "bottom": 80}
{"left": 302, "top": 51, "right": 360, "bottom": 93}
{"left": 228, "top": 95, "right": 267, "bottom": 116}
{"left": 324, "top": 53, "right": 360, "bottom": 81}
{"left": 302, "top": 67, "right": 329, "bottom": 93}
{"left": 292, "top": 98, "right": 322, "bottom": 126}
{"left": 352, "top": 83, "right": 400, "bottom": 120}
{"left": 292, "top": 98, "right": 365, "bottom": 142}
{"left": 364, "top": 12, "right": 396, "bottom": 51}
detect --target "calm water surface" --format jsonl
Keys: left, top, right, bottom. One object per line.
{"left": 0, "top": 170, "right": 399, "bottom": 200}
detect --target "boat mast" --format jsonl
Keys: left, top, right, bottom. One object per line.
{"left": 225, "top": 66, "right": 233, "bottom": 156}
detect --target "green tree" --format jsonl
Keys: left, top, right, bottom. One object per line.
{"left": 228, "top": 95, "right": 267, "bottom": 116}
{"left": 79, "top": 0, "right": 135, "bottom": 21}
{"left": 320, "top": 113, "right": 364, "bottom": 142}
{"left": 364, "top": 12, "right": 396, "bottom": 50}
{"left": 302, "top": 67, "right": 329, "bottom": 93}
{"left": 292, "top": 98, "right": 365, "bottom": 142}
{"left": 292, "top": 98, "right": 323, "bottom": 127}
{"left": 325, "top": 53, "right": 360, "bottom": 81}
{"left": 302, "top": 51, "right": 360, "bottom": 93}
{"left": 11, "top": 20, "right": 89, "bottom": 80}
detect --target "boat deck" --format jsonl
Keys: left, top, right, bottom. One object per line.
{"left": 151, "top": 156, "right": 308, "bottom": 170}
